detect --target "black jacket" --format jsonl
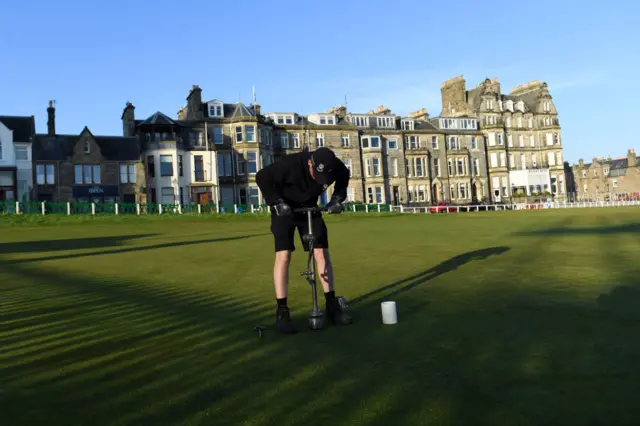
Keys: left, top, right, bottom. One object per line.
{"left": 255, "top": 151, "right": 350, "bottom": 207}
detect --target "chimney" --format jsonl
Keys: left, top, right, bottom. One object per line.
{"left": 47, "top": 100, "right": 56, "bottom": 136}
{"left": 253, "top": 104, "right": 261, "bottom": 116}
{"left": 578, "top": 158, "right": 584, "bottom": 168}
{"left": 121, "top": 102, "right": 135, "bottom": 137}
{"left": 186, "top": 85, "right": 203, "bottom": 120}
{"left": 628, "top": 148, "right": 636, "bottom": 168}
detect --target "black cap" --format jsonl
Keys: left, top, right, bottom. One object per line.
{"left": 310, "top": 147, "right": 337, "bottom": 186}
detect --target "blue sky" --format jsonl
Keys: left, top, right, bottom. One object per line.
{"left": 1, "top": 0, "right": 638, "bottom": 164}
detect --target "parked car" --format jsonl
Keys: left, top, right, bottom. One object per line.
{"left": 429, "top": 202, "right": 458, "bottom": 213}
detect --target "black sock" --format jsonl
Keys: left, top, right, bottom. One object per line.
{"left": 277, "top": 297, "right": 288, "bottom": 308}
{"left": 324, "top": 291, "right": 335, "bottom": 301}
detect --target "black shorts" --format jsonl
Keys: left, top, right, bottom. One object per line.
{"left": 270, "top": 209, "right": 328, "bottom": 253}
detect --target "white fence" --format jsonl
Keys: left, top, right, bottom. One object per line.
{"left": 391, "top": 200, "right": 640, "bottom": 214}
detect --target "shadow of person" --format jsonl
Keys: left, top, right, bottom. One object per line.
{"left": 597, "top": 284, "right": 640, "bottom": 319}
{"left": 351, "top": 246, "right": 511, "bottom": 306}
{"left": 0, "top": 234, "right": 157, "bottom": 255}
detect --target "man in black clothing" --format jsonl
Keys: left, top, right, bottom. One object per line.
{"left": 255, "top": 147, "right": 353, "bottom": 333}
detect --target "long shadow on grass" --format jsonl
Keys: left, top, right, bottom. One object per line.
{"left": 514, "top": 222, "right": 640, "bottom": 236}
{"left": 6, "top": 243, "right": 640, "bottom": 425}
{"left": 0, "top": 234, "right": 157, "bottom": 254}
{"left": 6, "top": 234, "right": 269, "bottom": 264}
{"left": 350, "top": 246, "right": 510, "bottom": 305}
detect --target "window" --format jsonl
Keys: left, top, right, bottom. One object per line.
{"left": 431, "top": 136, "right": 438, "bottom": 149}
{"left": 449, "top": 136, "right": 457, "bottom": 150}
{"left": 434, "top": 159, "right": 440, "bottom": 177}
{"left": 556, "top": 152, "right": 563, "bottom": 166}
{"left": 280, "top": 134, "right": 289, "bottom": 149}
{"left": 249, "top": 186, "right": 260, "bottom": 205}
{"left": 546, "top": 133, "right": 553, "bottom": 146}
{"left": 613, "top": 179, "right": 618, "bottom": 188}
{"left": 506, "top": 117, "right": 511, "bottom": 128}
{"left": 292, "top": 133, "right": 300, "bottom": 148}
{"left": 497, "top": 134, "right": 503, "bottom": 145}
{"left": 0, "top": 138, "right": 2, "bottom": 160}
{"left": 516, "top": 117, "right": 522, "bottom": 128}
{"left": 372, "top": 157, "right": 380, "bottom": 176}
{"left": 286, "top": 116, "right": 293, "bottom": 124}
{"left": 178, "top": 155, "right": 183, "bottom": 177}
{"left": 147, "top": 155, "right": 155, "bottom": 177}
{"left": 457, "top": 158, "right": 465, "bottom": 175}
{"left": 36, "top": 164, "right": 55, "bottom": 185}
{"left": 120, "top": 164, "right": 136, "bottom": 183}
{"left": 15, "top": 146, "right": 28, "bottom": 161}
{"left": 316, "top": 133, "right": 324, "bottom": 147}
{"left": 530, "top": 135, "right": 535, "bottom": 147}
{"left": 417, "top": 185, "right": 426, "bottom": 201}
{"left": 370, "top": 137, "right": 380, "bottom": 148}
{"left": 553, "top": 133, "right": 560, "bottom": 145}
{"left": 245, "top": 125, "right": 255, "bottom": 142}
{"left": 160, "top": 155, "right": 173, "bottom": 176}
{"left": 392, "top": 158, "right": 398, "bottom": 176}
{"left": 473, "top": 158, "right": 479, "bottom": 176}
{"left": 509, "top": 154, "right": 515, "bottom": 170}
{"left": 194, "top": 156, "right": 204, "bottom": 181}
{"left": 342, "top": 158, "right": 352, "bottom": 176}
{"left": 471, "top": 137, "right": 477, "bottom": 149}
{"left": 532, "top": 153, "right": 537, "bottom": 167}
{"left": 374, "top": 186, "right": 383, "bottom": 203}
{"left": 450, "top": 184, "right": 456, "bottom": 199}
{"left": 459, "top": 183, "right": 467, "bottom": 199}
{"left": 528, "top": 117, "right": 533, "bottom": 128}
{"left": 406, "top": 159, "right": 411, "bottom": 177}
{"left": 247, "top": 152, "right": 258, "bottom": 174}
{"left": 236, "top": 152, "right": 246, "bottom": 175}
{"left": 490, "top": 153, "right": 498, "bottom": 168}
{"left": 500, "top": 152, "right": 506, "bottom": 167}
{"left": 448, "top": 159, "right": 454, "bottom": 175}
{"left": 520, "top": 154, "right": 526, "bottom": 170}
{"left": 402, "top": 120, "right": 414, "bottom": 130}
{"left": 83, "top": 139, "right": 90, "bottom": 154}
{"left": 407, "top": 136, "right": 419, "bottom": 149}
{"left": 217, "top": 152, "right": 232, "bottom": 177}
{"left": 213, "top": 127, "right": 223, "bottom": 144}
{"left": 415, "top": 158, "right": 424, "bottom": 177}
{"left": 387, "top": 138, "right": 397, "bottom": 149}
{"left": 208, "top": 102, "right": 223, "bottom": 117}
{"left": 346, "top": 187, "right": 354, "bottom": 202}
{"left": 488, "top": 133, "right": 496, "bottom": 146}
{"left": 341, "top": 134, "right": 349, "bottom": 147}
{"left": 161, "top": 187, "right": 175, "bottom": 204}
{"left": 74, "top": 164, "right": 101, "bottom": 184}
{"left": 235, "top": 126, "right": 243, "bottom": 143}
{"left": 518, "top": 135, "right": 524, "bottom": 147}
{"left": 508, "top": 134, "right": 513, "bottom": 147}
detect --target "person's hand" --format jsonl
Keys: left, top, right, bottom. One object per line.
{"left": 324, "top": 196, "right": 344, "bottom": 214}
{"left": 273, "top": 198, "right": 292, "bottom": 216}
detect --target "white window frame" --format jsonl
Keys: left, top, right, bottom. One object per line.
{"left": 292, "top": 133, "right": 300, "bottom": 148}
{"left": 431, "top": 136, "right": 438, "bottom": 150}
{"left": 341, "top": 134, "right": 349, "bottom": 147}
{"left": 316, "top": 133, "right": 324, "bottom": 147}
{"left": 387, "top": 138, "right": 398, "bottom": 150}
{"left": 280, "top": 133, "right": 289, "bottom": 149}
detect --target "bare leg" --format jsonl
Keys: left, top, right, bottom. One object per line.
{"left": 314, "top": 248, "right": 334, "bottom": 293}
{"left": 274, "top": 250, "right": 291, "bottom": 299}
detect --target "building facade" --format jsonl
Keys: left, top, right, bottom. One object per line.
{"left": 567, "top": 149, "right": 640, "bottom": 201}
{"left": 0, "top": 114, "right": 35, "bottom": 202}
{"left": 439, "top": 76, "right": 566, "bottom": 202}
{"left": 32, "top": 102, "right": 145, "bottom": 204}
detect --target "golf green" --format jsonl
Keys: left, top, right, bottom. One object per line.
{"left": 2, "top": 208, "right": 640, "bottom": 425}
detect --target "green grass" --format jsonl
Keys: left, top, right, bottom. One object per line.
{"left": 2, "top": 208, "right": 640, "bottom": 425}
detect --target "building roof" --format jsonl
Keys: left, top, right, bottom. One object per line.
{"left": 230, "top": 102, "right": 255, "bottom": 119}
{"left": 0, "top": 115, "right": 36, "bottom": 142}
{"left": 136, "top": 111, "right": 183, "bottom": 127}
{"left": 32, "top": 128, "right": 140, "bottom": 161}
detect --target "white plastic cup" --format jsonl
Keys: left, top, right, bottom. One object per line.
{"left": 381, "top": 301, "right": 398, "bottom": 325}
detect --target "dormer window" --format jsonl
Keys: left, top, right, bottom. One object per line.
{"left": 401, "top": 120, "right": 414, "bottom": 131}
{"left": 208, "top": 101, "right": 223, "bottom": 117}
{"left": 506, "top": 100, "right": 514, "bottom": 111}
{"left": 517, "top": 101, "right": 525, "bottom": 112}
{"left": 84, "top": 139, "right": 90, "bottom": 154}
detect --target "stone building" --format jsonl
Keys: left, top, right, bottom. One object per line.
{"left": 439, "top": 75, "right": 566, "bottom": 202}
{"left": 0, "top": 114, "right": 35, "bottom": 202}
{"left": 567, "top": 149, "right": 640, "bottom": 201}
{"left": 32, "top": 102, "right": 145, "bottom": 204}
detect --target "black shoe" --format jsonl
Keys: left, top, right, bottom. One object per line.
{"left": 326, "top": 298, "right": 352, "bottom": 325}
{"left": 276, "top": 307, "right": 298, "bottom": 334}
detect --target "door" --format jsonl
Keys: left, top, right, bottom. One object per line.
{"left": 198, "top": 191, "right": 210, "bottom": 205}
{"left": 392, "top": 186, "right": 399, "bottom": 205}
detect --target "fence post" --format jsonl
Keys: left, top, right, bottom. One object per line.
{"left": 365, "top": 204, "right": 369, "bottom": 213}
{"left": 251, "top": 205, "right": 254, "bottom": 213}
{"left": 15, "top": 201, "right": 20, "bottom": 215}
{"left": 234, "top": 204, "right": 238, "bottom": 214}
{"left": 352, "top": 204, "right": 356, "bottom": 212}
{"left": 400, "top": 205, "right": 404, "bottom": 213}
{"left": 91, "top": 203, "right": 96, "bottom": 216}
{"left": 377, "top": 204, "right": 381, "bottom": 213}
{"left": 178, "top": 204, "right": 182, "bottom": 214}
{"left": 136, "top": 203, "right": 141, "bottom": 215}
{"left": 41, "top": 201, "right": 45, "bottom": 215}
{"left": 67, "top": 202, "right": 71, "bottom": 216}
{"left": 216, "top": 203, "right": 220, "bottom": 213}
{"left": 198, "top": 204, "right": 202, "bottom": 214}
{"left": 115, "top": 203, "right": 119, "bottom": 215}
{"left": 159, "top": 204, "right": 163, "bottom": 215}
